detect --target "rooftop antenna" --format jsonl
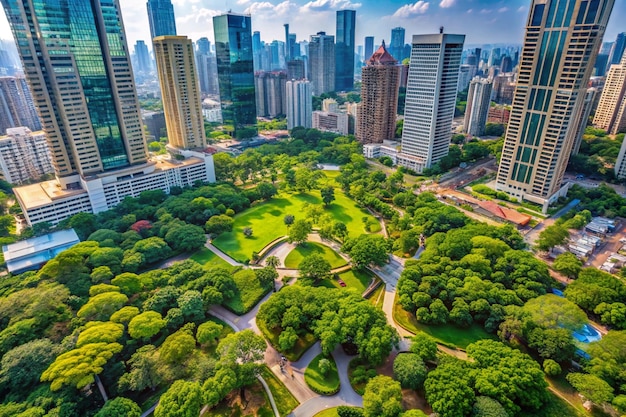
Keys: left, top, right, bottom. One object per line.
{"left": 440, "top": 26, "right": 444, "bottom": 34}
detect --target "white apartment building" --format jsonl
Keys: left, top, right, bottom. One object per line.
{"left": 0, "top": 127, "right": 53, "bottom": 184}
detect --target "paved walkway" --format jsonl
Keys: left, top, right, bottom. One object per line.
{"left": 205, "top": 240, "right": 243, "bottom": 266}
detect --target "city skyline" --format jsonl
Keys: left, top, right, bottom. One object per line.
{"left": 2, "top": 1, "right": 626, "bottom": 51}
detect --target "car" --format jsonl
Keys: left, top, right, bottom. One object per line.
{"left": 337, "top": 279, "right": 346, "bottom": 287}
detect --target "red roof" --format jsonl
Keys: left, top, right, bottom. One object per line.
{"left": 368, "top": 41, "right": 397, "bottom": 66}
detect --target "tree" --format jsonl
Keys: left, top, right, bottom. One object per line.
{"left": 256, "top": 266, "right": 278, "bottom": 289}
{"left": 0, "top": 339, "right": 62, "bottom": 393}
{"left": 393, "top": 353, "right": 427, "bottom": 389}
{"left": 543, "top": 359, "right": 562, "bottom": 376}
{"left": 321, "top": 186, "right": 335, "bottom": 206}
{"left": 552, "top": 252, "right": 582, "bottom": 279}
{"left": 133, "top": 237, "right": 172, "bottom": 264}
{"left": 217, "top": 330, "right": 266, "bottom": 386}
{"left": 410, "top": 333, "right": 438, "bottom": 362}
{"left": 425, "top": 357, "right": 476, "bottom": 417}
{"left": 401, "top": 411, "right": 428, "bottom": 417}
{"left": 299, "top": 253, "right": 331, "bottom": 284}
{"left": 257, "top": 182, "right": 277, "bottom": 200}
{"left": 159, "top": 328, "right": 196, "bottom": 365}
{"left": 205, "top": 215, "right": 234, "bottom": 235}
{"left": 110, "top": 306, "right": 140, "bottom": 324}
{"left": 165, "top": 224, "right": 206, "bottom": 252}
{"left": 595, "top": 302, "right": 626, "bottom": 329}
{"left": 284, "top": 214, "right": 295, "bottom": 227}
{"left": 343, "top": 234, "right": 389, "bottom": 269}
{"left": 95, "top": 398, "right": 141, "bottom": 417}
{"left": 128, "top": 311, "right": 166, "bottom": 340}
{"left": 587, "top": 331, "right": 626, "bottom": 391}
{"left": 536, "top": 224, "right": 569, "bottom": 252}
{"left": 196, "top": 321, "right": 223, "bottom": 345}
{"left": 118, "top": 345, "right": 160, "bottom": 392}
{"left": 76, "top": 322, "right": 124, "bottom": 347}
{"left": 266, "top": 255, "right": 280, "bottom": 269}
{"left": 318, "top": 358, "right": 332, "bottom": 376}
{"left": 111, "top": 273, "right": 141, "bottom": 296}
{"left": 332, "top": 221, "right": 349, "bottom": 242}
{"left": 567, "top": 373, "right": 614, "bottom": 406}
{"left": 338, "top": 407, "right": 366, "bottom": 417}
{"left": 288, "top": 219, "right": 312, "bottom": 245}
{"left": 522, "top": 294, "right": 587, "bottom": 332}
{"left": 471, "top": 396, "right": 508, "bottom": 417}
{"left": 363, "top": 375, "right": 403, "bottom": 417}
{"left": 77, "top": 291, "right": 129, "bottom": 322}
{"left": 243, "top": 227, "right": 253, "bottom": 238}
{"left": 154, "top": 380, "right": 202, "bottom": 417}
{"left": 177, "top": 290, "right": 205, "bottom": 322}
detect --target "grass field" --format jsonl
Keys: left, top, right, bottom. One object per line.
{"left": 260, "top": 366, "right": 299, "bottom": 416}
{"left": 213, "top": 188, "right": 378, "bottom": 263}
{"left": 190, "top": 248, "right": 232, "bottom": 270}
{"left": 367, "top": 284, "right": 385, "bottom": 309}
{"left": 284, "top": 242, "right": 347, "bottom": 269}
{"left": 313, "top": 408, "right": 340, "bottom": 417}
{"left": 317, "top": 269, "right": 374, "bottom": 294}
{"left": 223, "top": 269, "right": 270, "bottom": 315}
{"left": 305, "top": 354, "right": 340, "bottom": 395}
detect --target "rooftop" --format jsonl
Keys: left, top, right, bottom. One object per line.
{"left": 14, "top": 180, "right": 88, "bottom": 209}
{"left": 3, "top": 229, "right": 80, "bottom": 273}
{"left": 368, "top": 41, "right": 397, "bottom": 66}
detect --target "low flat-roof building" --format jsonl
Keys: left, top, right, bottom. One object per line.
{"left": 3, "top": 229, "right": 80, "bottom": 274}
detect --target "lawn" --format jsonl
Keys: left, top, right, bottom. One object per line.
{"left": 223, "top": 269, "right": 270, "bottom": 315}
{"left": 213, "top": 189, "right": 378, "bottom": 263}
{"left": 304, "top": 354, "right": 340, "bottom": 395}
{"left": 258, "top": 318, "right": 317, "bottom": 362}
{"left": 392, "top": 296, "right": 495, "bottom": 349}
{"left": 319, "top": 269, "right": 374, "bottom": 294}
{"left": 190, "top": 248, "right": 232, "bottom": 270}
{"left": 517, "top": 392, "right": 586, "bottom": 417}
{"left": 313, "top": 409, "right": 340, "bottom": 417}
{"left": 284, "top": 242, "right": 347, "bottom": 269}
{"left": 366, "top": 284, "right": 385, "bottom": 309}
{"left": 260, "top": 366, "right": 299, "bottom": 417}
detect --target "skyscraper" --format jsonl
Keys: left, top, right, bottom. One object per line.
{"left": 357, "top": 42, "right": 400, "bottom": 144}
{"left": 0, "top": 127, "right": 54, "bottom": 184}
{"left": 0, "top": 76, "right": 42, "bottom": 134}
{"left": 308, "top": 32, "right": 335, "bottom": 95}
{"left": 147, "top": 0, "right": 177, "bottom": 39}
{"left": 253, "top": 31, "right": 262, "bottom": 72}
{"left": 255, "top": 72, "right": 287, "bottom": 118}
{"left": 286, "top": 80, "right": 312, "bottom": 129}
{"left": 287, "top": 60, "right": 306, "bottom": 80}
{"left": 153, "top": 36, "right": 206, "bottom": 150}
{"left": 134, "top": 40, "right": 152, "bottom": 73}
{"left": 364, "top": 37, "right": 374, "bottom": 62}
{"left": 401, "top": 33, "right": 465, "bottom": 171}
{"left": 390, "top": 27, "right": 405, "bottom": 62}
{"left": 609, "top": 33, "right": 626, "bottom": 66}
{"left": 496, "top": 0, "right": 615, "bottom": 211}
{"left": 463, "top": 77, "right": 493, "bottom": 137}
{"left": 571, "top": 88, "right": 597, "bottom": 155}
{"left": 593, "top": 53, "right": 626, "bottom": 135}
{"left": 196, "top": 39, "right": 219, "bottom": 96}
{"left": 213, "top": 13, "right": 257, "bottom": 136}
{"left": 335, "top": 10, "right": 356, "bottom": 91}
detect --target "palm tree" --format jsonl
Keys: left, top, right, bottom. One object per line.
{"left": 266, "top": 256, "right": 280, "bottom": 269}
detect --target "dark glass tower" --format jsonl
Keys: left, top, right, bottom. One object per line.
{"left": 213, "top": 13, "right": 257, "bottom": 137}
{"left": 147, "top": 0, "right": 177, "bottom": 39}
{"left": 364, "top": 36, "right": 374, "bottom": 61}
{"left": 335, "top": 10, "right": 356, "bottom": 91}
{"left": 390, "top": 27, "right": 405, "bottom": 62}
{"left": 1, "top": 0, "right": 148, "bottom": 185}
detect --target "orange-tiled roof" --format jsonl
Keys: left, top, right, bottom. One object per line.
{"left": 368, "top": 41, "right": 397, "bottom": 66}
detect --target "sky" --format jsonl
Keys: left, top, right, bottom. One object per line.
{"left": 1, "top": 0, "right": 626, "bottom": 52}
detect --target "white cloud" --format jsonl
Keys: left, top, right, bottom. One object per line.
{"left": 237, "top": 0, "right": 251, "bottom": 4}
{"left": 245, "top": 1, "right": 297, "bottom": 16}
{"left": 393, "top": 1, "right": 430, "bottom": 18}
{"left": 439, "top": 0, "right": 455, "bottom": 8}
{"left": 498, "top": 7, "right": 509, "bottom": 13}
{"left": 300, "top": 0, "right": 362, "bottom": 13}
{"left": 517, "top": 6, "right": 527, "bottom": 13}
{"left": 466, "top": 8, "right": 473, "bottom": 14}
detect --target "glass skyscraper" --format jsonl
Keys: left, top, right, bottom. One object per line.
{"left": 1, "top": 0, "right": 148, "bottom": 188}
{"left": 147, "top": 0, "right": 177, "bottom": 39}
{"left": 390, "top": 27, "right": 406, "bottom": 62}
{"left": 335, "top": 10, "right": 356, "bottom": 92}
{"left": 213, "top": 13, "right": 257, "bottom": 137}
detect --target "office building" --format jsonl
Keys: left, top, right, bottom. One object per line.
{"left": 287, "top": 60, "right": 306, "bottom": 80}
{"left": 213, "top": 13, "right": 257, "bottom": 136}
{"left": 0, "top": 76, "right": 41, "bottom": 134}
{"left": 364, "top": 37, "right": 374, "bottom": 61}
{"left": 255, "top": 71, "right": 287, "bottom": 118}
{"left": 488, "top": 106, "right": 511, "bottom": 125}
{"left": 335, "top": 10, "right": 356, "bottom": 91}
{"left": 609, "top": 33, "right": 626, "bottom": 66}
{"left": 500, "top": 56, "right": 513, "bottom": 73}
{"left": 571, "top": 88, "right": 597, "bottom": 155}
{"left": 593, "top": 54, "right": 626, "bottom": 135}
{"left": 309, "top": 32, "right": 335, "bottom": 95}
{"left": 457, "top": 65, "right": 474, "bottom": 92}
{"left": 2, "top": 0, "right": 216, "bottom": 225}
{"left": 134, "top": 40, "right": 152, "bottom": 73}
{"left": 496, "top": 0, "right": 615, "bottom": 211}
{"left": 196, "top": 39, "right": 219, "bottom": 96}
{"left": 357, "top": 42, "right": 400, "bottom": 144}
{"left": 253, "top": 31, "right": 263, "bottom": 72}
{"left": 323, "top": 98, "right": 339, "bottom": 112}
{"left": 286, "top": 80, "right": 312, "bottom": 129}
{"left": 463, "top": 77, "right": 493, "bottom": 137}
{"left": 390, "top": 27, "right": 405, "bottom": 62}
{"left": 492, "top": 73, "right": 516, "bottom": 104}
{"left": 400, "top": 33, "right": 465, "bottom": 172}
{"left": 153, "top": 36, "right": 206, "bottom": 150}
{"left": 147, "top": 0, "right": 177, "bottom": 39}
{"left": 616, "top": 139, "right": 626, "bottom": 179}
{"left": 313, "top": 111, "right": 349, "bottom": 135}
{"left": 3, "top": 229, "right": 80, "bottom": 274}
{"left": 0, "top": 127, "right": 53, "bottom": 184}
{"left": 143, "top": 111, "right": 167, "bottom": 142}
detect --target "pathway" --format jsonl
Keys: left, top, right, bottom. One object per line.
{"left": 205, "top": 240, "right": 243, "bottom": 266}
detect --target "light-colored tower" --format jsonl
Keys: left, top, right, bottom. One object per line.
{"left": 401, "top": 33, "right": 465, "bottom": 170}
{"left": 463, "top": 77, "right": 493, "bottom": 137}
{"left": 357, "top": 42, "right": 400, "bottom": 144}
{"left": 286, "top": 80, "right": 312, "bottom": 130}
{"left": 593, "top": 53, "right": 626, "bottom": 135}
{"left": 616, "top": 139, "right": 626, "bottom": 179}
{"left": 308, "top": 32, "right": 335, "bottom": 95}
{"left": 571, "top": 88, "right": 597, "bottom": 155}
{"left": 1, "top": 0, "right": 148, "bottom": 189}
{"left": 0, "top": 127, "right": 54, "bottom": 184}
{"left": 153, "top": 36, "right": 206, "bottom": 150}
{"left": 496, "top": 0, "right": 615, "bottom": 211}
{"left": 0, "top": 75, "right": 41, "bottom": 134}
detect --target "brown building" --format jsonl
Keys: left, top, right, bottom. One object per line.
{"left": 488, "top": 106, "right": 511, "bottom": 125}
{"left": 357, "top": 42, "right": 400, "bottom": 144}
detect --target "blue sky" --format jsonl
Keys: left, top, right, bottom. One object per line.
{"left": 1, "top": 0, "right": 625, "bottom": 50}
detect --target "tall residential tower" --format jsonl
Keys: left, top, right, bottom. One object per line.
{"left": 309, "top": 32, "right": 335, "bottom": 95}
{"left": 496, "top": 0, "right": 615, "bottom": 211}
{"left": 593, "top": 52, "right": 626, "bottom": 135}
{"left": 286, "top": 80, "right": 313, "bottom": 130}
{"left": 147, "top": 0, "right": 177, "bottom": 39}
{"left": 335, "top": 10, "right": 356, "bottom": 91}
{"left": 463, "top": 77, "right": 493, "bottom": 137}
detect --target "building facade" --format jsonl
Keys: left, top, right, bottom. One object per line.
{"left": 390, "top": 27, "right": 406, "bottom": 62}
{"left": 147, "top": 0, "right": 177, "bottom": 39}
{"left": 286, "top": 80, "right": 312, "bottom": 129}
{"left": 153, "top": 36, "right": 207, "bottom": 150}
{"left": 134, "top": 40, "right": 152, "bottom": 74}
{"left": 0, "top": 127, "right": 53, "bottom": 184}
{"left": 609, "top": 33, "right": 626, "bottom": 66}
{"left": 196, "top": 38, "right": 219, "bottom": 96}
{"left": 313, "top": 111, "right": 349, "bottom": 135}
{"left": 0, "top": 75, "right": 41, "bottom": 134}
{"left": 593, "top": 54, "right": 626, "bottom": 135}
{"left": 308, "top": 32, "right": 335, "bottom": 95}
{"left": 357, "top": 43, "right": 400, "bottom": 144}
{"left": 571, "top": 88, "right": 598, "bottom": 155}
{"left": 401, "top": 33, "right": 465, "bottom": 171}
{"left": 255, "top": 71, "right": 287, "bottom": 118}
{"left": 496, "top": 0, "right": 615, "bottom": 211}
{"left": 213, "top": 13, "right": 258, "bottom": 136}
{"left": 287, "top": 60, "right": 306, "bottom": 81}
{"left": 364, "top": 37, "right": 374, "bottom": 62}
{"left": 335, "top": 10, "right": 356, "bottom": 92}
{"left": 463, "top": 77, "right": 493, "bottom": 137}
